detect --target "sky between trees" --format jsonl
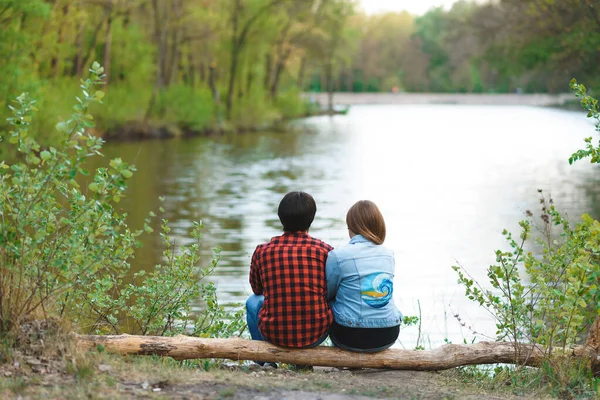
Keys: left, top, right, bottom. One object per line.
{"left": 359, "top": 0, "right": 459, "bottom": 15}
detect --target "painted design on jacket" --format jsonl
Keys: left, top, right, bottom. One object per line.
{"left": 361, "top": 273, "right": 393, "bottom": 308}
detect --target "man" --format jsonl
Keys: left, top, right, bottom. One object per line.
{"left": 246, "top": 191, "right": 333, "bottom": 353}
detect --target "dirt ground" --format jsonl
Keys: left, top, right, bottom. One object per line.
{"left": 0, "top": 354, "right": 550, "bottom": 400}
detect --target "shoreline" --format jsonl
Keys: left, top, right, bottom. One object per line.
{"left": 99, "top": 108, "right": 349, "bottom": 142}
{"left": 307, "top": 92, "right": 575, "bottom": 107}
{"left": 98, "top": 93, "right": 583, "bottom": 142}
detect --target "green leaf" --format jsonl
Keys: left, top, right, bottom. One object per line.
{"left": 40, "top": 150, "right": 51, "bottom": 161}
{"left": 56, "top": 121, "right": 68, "bottom": 132}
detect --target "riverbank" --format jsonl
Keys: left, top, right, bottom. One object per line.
{"left": 0, "top": 351, "right": 546, "bottom": 400}
{"left": 309, "top": 92, "right": 575, "bottom": 107}
{"left": 97, "top": 107, "right": 349, "bottom": 142}
{"left": 97, "top": 91, "right": 582, "bottom": 141}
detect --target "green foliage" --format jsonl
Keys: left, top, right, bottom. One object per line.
{"left": 0, "top": 63, "right": 244, "bottom": 338}
{"left": 454, "top": 192, "right": 600, "bottom": 394}
{"left": 453, "top": 219, "right": 530, "bottom": 344}
{"left": 0, "top": 0, "right": 50, "bottom": 101}
{"left": 569, "top": 79, "right": 600, "bottom": 164}
{"left": 231, "top": 88, "right": 280, "bottom": 129}
{"left": 454, "top": 193, "right": 600, "bottom": 350}
{"left": 158, "top": 85, "right": 215, "bottom": 131}
{"left": 275, "top": 88, "right": 310, "bottom": 119}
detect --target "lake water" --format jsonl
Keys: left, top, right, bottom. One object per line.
{"left": 99, "top": 104, "right": 600, "bottom": 349}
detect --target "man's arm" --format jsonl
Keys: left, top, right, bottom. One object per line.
{"left": 249, "top": 246, "right": 263, "bottom": 295}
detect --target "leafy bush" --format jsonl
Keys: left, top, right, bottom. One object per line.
{"left": 0, "top": 63, "right": 244, "bottom": 338}
{"left": 453, "top": 81, "right": 600, "bottom": 396}
{"left": 274, "top": 88, "right": 309, "bottom": 119}
{"left": 569, "top": 79, "right": 600, "bottom": 164}
{"left": 157, "top": 85, "right": 215, "bottom": 131}
{"left": 231, "top": 87, "right": 280, "bottom": 129}
{"left": 453, "top": 193, "right": 600, "bottom": 350}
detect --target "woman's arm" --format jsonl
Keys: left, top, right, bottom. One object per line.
{"left": 325, "top": 251, "right": 341, "bottom": 301}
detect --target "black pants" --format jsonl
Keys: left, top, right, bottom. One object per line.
{"left": 329, "top": 321, "right": 399, "bottom": 353}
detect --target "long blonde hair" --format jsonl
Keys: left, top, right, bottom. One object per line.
{"left": 346, "top": 200, "right": 386, "bottom": 245}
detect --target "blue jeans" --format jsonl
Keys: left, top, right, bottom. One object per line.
{"left": 246, "top": 294, "right": 329, "bottom": 348}
{"left": 246, "top": 294, "right": 265, "bottom": 341}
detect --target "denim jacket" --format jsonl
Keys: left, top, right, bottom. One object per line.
{"left": 326, "top": 235, "right": 402, "bottom": 328}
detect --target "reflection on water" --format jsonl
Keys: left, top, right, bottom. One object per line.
{"left": 96, "top": 104, "right": 600, "bottom": 348}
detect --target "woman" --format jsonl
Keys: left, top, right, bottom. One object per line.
{"left": 326, "top": 200, "right": 402, "bottom": 352}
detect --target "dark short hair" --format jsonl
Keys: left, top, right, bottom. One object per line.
{"left": 346, "top": 200, "right": 386, "bottom": 245}
{"left": 278, "top": 191, "right": 317, "bottom": 232}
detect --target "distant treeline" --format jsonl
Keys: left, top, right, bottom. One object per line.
{"left": 310, "top": 0, "right": 600, "bottom": 94}
{"left": 0, "top": 0, "right": 598, "bottom": 143}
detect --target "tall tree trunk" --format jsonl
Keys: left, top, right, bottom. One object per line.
{"left": 264, "top": 53, "right": 272, "bottom": 90}
{"left": 268, "top": 21, "right": 291, "bottom": 99}
{"left": 208, "top": 62, "right": 219, "bottom": 103}
{"left": 297, "top": 56, "right": 308, "bottom": 91}
{"left": 118, "top": 8, "right": 131, "bottom": 82}
{"left": 82, "top": 9, "right": 111, "bottom": 77}
{"left": 226, "top": 0, "right": 284, "bottom": 119}
{"left": 52, "top": 3, "right": 69, "bottom": 80}
{"left": 165, "top": 0, "right": 183, "bottom": 86}
{"left": 145, "top": 0, "right": 169, "bottom": 124}
{"left": 225, "top": 50, "right": 239, "bottom": 112}
{"left": 270, "top": 49, "right": 291, "bottom": 99}
{"left": 103, "top": 12, "right": 114, "bottom": 88}
{"left": 325, "top": 60, "right": 334, "bottom": 112}
{"left": 186, "top": 46, "right": 196, "bottom": 87}
{"left": 72, "top": 23, "right": 84, "bottom": 77}
{"left": 226, "top": 0, "right": 241, "bottom": 120}
{"left": 246, "top": 69, "right": 254, "bottom": 95}
{"left": 346, "top": 67, "right": 353, "bottom": 92}
{"left": 199, "top": 61, "right": 206, "bottom": 84}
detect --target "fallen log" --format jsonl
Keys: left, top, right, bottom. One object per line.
{"left": 76, "top": 335, "right": 600, "bottom": 371}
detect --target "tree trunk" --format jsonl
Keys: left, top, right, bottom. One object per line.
{"left": 165, "top": 0, "right": 183, "bottom": 86}
{"left": 72, "top": 23, "right": 84, "bottom": 77}
{"left": 118, "top": 9, "right": 131, "bottom": 82}
{"left": 103, "top": 12, "right": 113, "bottom": 88}
{"left": 187, "top": 46, "right": 196, "bottom": 87}
{"left": 76, "top": 335, "right": 600, "bottom": 371}
{"left": 51, "top": 3, "right": 69, "bottom": 80}
{"left": 82, "top": 9, "right": 111, "bottom": 78}
{"left": 586, "top": 316, "right": 600, "bottom": 376}
{"left": 226, "top": 0, "right": 241, "bottom": 120}
{"left": 144, "top": 0, "right": 169, "bottom": 124}
{"left": 264, "top": 53, "right": 272, "bottom": 90}
{"left": 325, "top": 61, "right": 334, "bottom": 112}
{"left": 199, "top": 61, "right": 206, "bottom": 84}
{"left": 270, "top": 49, "right": 291, "bottom": 99}
{"left": 246, "top": 69, "right": 254, "bottom": 95}
{"left": 208, "top": 62, "right": 219, "bottom": 103}
{"left": 268, "top": 21, "right": 291, "bottom": 99}
{"left": 297, "top": 56, "right": 308, "bottom": 91}
{"left": 226, "top": 0, "right": 284, "bottom": 119}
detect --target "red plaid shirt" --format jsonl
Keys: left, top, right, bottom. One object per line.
{"left": 249, "top": 232, "right": 333, "bottom": 348}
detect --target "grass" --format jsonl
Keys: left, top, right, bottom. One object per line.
{"left": 454, "top": 362, "right": 600, "bottom": 399}
{"left": 0, "top": 320, "right": 585, "bottom": 400}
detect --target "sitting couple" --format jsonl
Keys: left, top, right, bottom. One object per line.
{"left": 246, "top": 191, "right": 402, "bottom": 359}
